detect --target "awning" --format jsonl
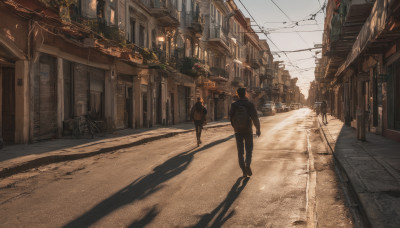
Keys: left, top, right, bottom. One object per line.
{"left": 335, "top": 0, "right": 392, "bottom": 77}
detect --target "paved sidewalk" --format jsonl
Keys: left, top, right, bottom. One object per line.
{"left": 317, "top": 114, "right": 400, "bottom": 227}
{"left": 0, "top": 121, "right": 230, "bottom": 179}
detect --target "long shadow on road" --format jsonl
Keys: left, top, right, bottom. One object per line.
{"left": 63, "top": 135, "right": 234, "bottom": 228}
{"left": 193, "top": 177, "right": 249, "bottom": 228}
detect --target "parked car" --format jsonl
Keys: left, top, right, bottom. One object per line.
{"left": 262, "top": 103, "right": 276, "bottom": 116}
{"left": 290, "top": 103, "right": 300, "bottom": 110}
{"left": 275, "top": 102, "right": 284, "bottom": 113}
{"left": 281, "top": 103, "right": 289, "bottom": 112}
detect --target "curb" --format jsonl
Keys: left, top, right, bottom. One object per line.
{"left": 0, "top": 123, "right": 230, "bottom": 179}
{"left": 315, "top": 116, "right": 370, "bottom": 227}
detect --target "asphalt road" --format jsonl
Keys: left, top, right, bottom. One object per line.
{"left": 0, "top": 109, "right": 353, "bottom": 227}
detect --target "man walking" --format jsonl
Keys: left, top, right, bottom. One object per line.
{"left": 190, "top": 98, "right": 207, "bottom": 146}
{"left": 230, "top": 88, "right": 261, "bottom": 177}
{"left": 321, "top": 100, "right": 328, "bottom": 124}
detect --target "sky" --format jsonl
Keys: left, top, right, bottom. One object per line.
{"left": 236, "top": 0, "right": 326, "bottom": 98}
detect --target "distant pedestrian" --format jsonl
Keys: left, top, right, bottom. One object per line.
{"left": 321, "top": 100, "right": 328, "bottom": 124}
{"left": 190, "top": 98, "right": 207, "bottom": 146}
{"left": 230, "top": 88, "right": 261, "bottom": 177}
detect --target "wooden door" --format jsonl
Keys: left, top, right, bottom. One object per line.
{"left": 127, "top": 87, "right": 133, "bottom": 128}
{"left": 2, "top": 68, "right": 15, "bottom": 143}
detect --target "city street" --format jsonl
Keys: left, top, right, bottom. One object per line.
{"left": 0, "top": 109, "right": 353, "bottom": 227}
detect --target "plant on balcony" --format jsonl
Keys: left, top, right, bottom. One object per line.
{"left": 179, "top": 57, "right": 200, "bottom": 77}
{"left": 39, "top": 0, "right": 79, "bottom": 22}
{"left": 138, "top": 48, "right": 158, "bottom": 64}
{"left": 193, "top": 63, "right": 209, "bottom": 76}
{"left": 39, "top": 0, "right": 77, "bottom": 9}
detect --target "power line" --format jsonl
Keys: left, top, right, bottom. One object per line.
{"left": 237, "top": 0, "right": 282, "bottom": 56}
{"left": 272, "top": 47, "right": 321, "bottom": 54}
{"left": 260, "top": 2, "right": 325, "bottom": 32}
{"left": 266, "top": 29, "right": 324, "bottom": 34}
{"left": 268, "top": 0, "right": 311, "bottom": 47}
{"left": 242, "top": 29, "right": 323, "bottom": 34}
{"left": 237, "top": 0, "right": 310, "bottom": 81}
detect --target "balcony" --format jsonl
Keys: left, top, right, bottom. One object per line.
{"left": 178, "top": 57, "right": 209, "bottom": 77}
{"left": 210, "top": 67, "right": 228, "bottom": 78}
{"left": 149, "top": 0, "right": 179, "bottom": 27}
{"left": 266, "top": 68, "right": 273, "bottom": 77}
{"left": 208, "top": 24, "right": 230, "bottom": 54}
{"left": 259, "top": 72, "right": 273, "bottom": 81}
{"left": 250, "top": 59, "right": 260, "bottom": 69}
{"left": 183, "top": 11, "right": 203, "bottom": 36}
{"left": 79, "top": 18, "right": 125, "bottom": 43}
{"left": 324, "top": 0, "right": 375, "bottom": 79}
{"left": 231, "top": 77, "right": 244, "bottom": 87}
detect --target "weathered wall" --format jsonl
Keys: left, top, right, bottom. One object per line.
{"left": 0, "top": 6, "right": 28, "bottom": 56}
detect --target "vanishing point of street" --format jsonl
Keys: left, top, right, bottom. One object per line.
{"left": 0, "top": 109, "right": 353, "bottom": 227}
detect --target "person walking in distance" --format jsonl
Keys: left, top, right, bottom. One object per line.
{"left": 230, "top": 88, "right": 261, "bottom": 177}
{"left": 191, "top": 98, "right": 207, "bottom": 146}
{"left": 321, "top": 100, "right": 328, "bottom": 124}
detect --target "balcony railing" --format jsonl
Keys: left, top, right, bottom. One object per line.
{"left": 210, "top": 25, "right": 222, "bottom": 39}
{"left": 79, "top": 18, "right": 125, "bottom": 43}
{"left": 209, "top": 24, "right": 229, "bottom": 48}
{"left": 250, "top": 59, "right": 261, "bottom": 69}
{"left": 183, "top": 11, "right": 203, "bottom": 34}
{"left": 210, "top": 67, "right": 228, "bottom": 78}
{"left": 147, "top": 0, "right": 179, "bottom": 26}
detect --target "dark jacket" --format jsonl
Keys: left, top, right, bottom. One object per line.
{"left": 230, "top": 98, "right": 260, "bottom": 133}
{"left": 190, "top": 102, "right": 207, "bottom": 121}
{"left": 321, "top": 102, "right": 327, "bottom": 113}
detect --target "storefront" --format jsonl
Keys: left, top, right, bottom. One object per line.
{"left": 62, "top": 60, "right": 106, "bottom": 136}
{"left": 385, "top": 59, "right": 400, "bottom": 140}
{"left": 116, "top": 75, "right": 134, "bottom": 129}
{"left": 33, "top": 54, "right": 58, "bottom": 140}
{"left": 1, "top": 67, "right": 15, "bottom": 144}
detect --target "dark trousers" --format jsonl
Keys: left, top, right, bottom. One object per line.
{"left": 322, "top": 112, "right": 327, "bottom": 123}
{"left": 235, "top": 132, "right": 253, "bottom": 170}
{"left": 194, "top": 121, "right": 203, "bottom": 140}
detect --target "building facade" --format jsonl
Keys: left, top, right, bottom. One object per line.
{"left": 318, "top": 0, "right": 400, "bottom": 141}
{"left": 0, "top": 0, "right": 302, "bottom": 147}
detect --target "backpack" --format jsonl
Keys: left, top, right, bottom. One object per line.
{"left": 193, "top": 108, "right": 204, "bottom": 121}
{"left": 232, "top": 105, "right": 250, "bottom": 131}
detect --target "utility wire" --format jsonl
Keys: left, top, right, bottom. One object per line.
{"left": 268, "top": 0, "right": 311, "bottom": 47}
{"left": 250, "top": 29, "right": 324, "bottom": 34}
{"left": 237, "top": 0, "right": 283, "bottom": 57}
{"left": 272, "top": 47, "right": 321, "bottom": 54}
{"left": 237, "top": 0, "right": 309, "bottom": 80}
{"left": 260, "top": 3, "right": 325, "bottom": 31}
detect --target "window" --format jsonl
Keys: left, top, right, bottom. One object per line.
{"left": 139, "top": 25, "right": 145, "bottom": 47}
{"left": 130, "top": 19, "right": 136, "bottom": 43}
{"left": 151, "top": 29, "right": 156, "bottom": 49}
{"left": 110, "top": 8, "right": 115, "bottom": 24}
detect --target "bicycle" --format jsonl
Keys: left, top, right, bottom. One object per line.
{"left": 85, "top": 115, "right": 106, "bottom": 137}
{"left": 72, "top": 116, "right": 107, "bottom": 139}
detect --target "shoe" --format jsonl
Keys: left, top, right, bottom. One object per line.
{"left": 241, "top": 168, "right": 247, "bottom": 177}
{"left": 197, "top": 139, "right": 200, "bottom": 146}
{"left": 199, "top": 139, "right": 202, "bottom": 144}
{"left": 245, "top": 166, "right": 252, "bottom": 176}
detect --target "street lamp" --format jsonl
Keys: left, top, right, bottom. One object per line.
{"left": 157, "top": 36, "right": 165, "bottom": 50}
{"left": 157, "top": 36, "right": 165, "bottom": 42}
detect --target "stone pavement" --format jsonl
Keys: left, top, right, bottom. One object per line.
{"left": 0, "top": 121, "right": 230, "bottom": 179}
{"left": 317, "top": 114, "right": 400, "bottom": 227}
